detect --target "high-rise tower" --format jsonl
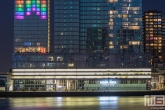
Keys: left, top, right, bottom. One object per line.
{"left": 143, "top": 10, "right": 162, "bottom": 66}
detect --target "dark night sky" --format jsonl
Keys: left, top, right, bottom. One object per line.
{"left": 0, "top": 0, "right": 164, "bottom": 72}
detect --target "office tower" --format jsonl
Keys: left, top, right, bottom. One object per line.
{"left": 143, "top": 10, "right": 162, "bottom": 66}
{"left": 14, "top": 0, "right": 50, "bottom": 53}
{"left": 52, "top": 0, "right": 148, "bottom": 68}
{"left": 10, "top": 0, "right": 151, "bottom": 91}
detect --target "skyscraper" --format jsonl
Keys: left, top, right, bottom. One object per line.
{"left": 143, "top": 10, "right": 162, "bottom": 67}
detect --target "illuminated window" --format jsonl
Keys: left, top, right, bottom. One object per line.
{"left": 57, "top": 56, "right": 63, "bottom": 61}
{"left": 108, "top": 22, "right": 114, "bottom": 25}
{"left": 154, "top": 19, "right": 157, "bottom": 21}
{"left": 145, "top": 16, "right": 148, "bottom": 18}
{"left": 68, "top": 63, "right": 74, "bottom": 67}
{"left": 158, "top": 25, "right": 161, "bottom": 27}
{"left": 158, "top": 19, "right": 161, "bottom": 21}
{"left": 61, "top": 32, "right": 64, "bottom": 35}
{"left": 15, "top": 0, "right": 47, "bottom": 20}
{"left": 109, "top": 0, "right": 118, "bottom": 3}
{"left": 109, "top": 34, "right": 114, "bottom": 37}
{"left": 146, "top": 19, "right": 149, "bottom": 21}
{"left": 37, "top": 43, "right": 40, "bottom": 46}
{"left": 109, "top": 41, "right": 113, "bottom": 45}
{"left": 109, "top": 46, "right": 114, "bottom": 49}
{"left": 123, "top": 14, "right": 127, "bottom": 18}
{"left": 129, "top": 41, "right": 140, "bottom": 45}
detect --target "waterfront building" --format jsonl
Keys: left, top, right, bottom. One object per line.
{"left": 10, "top": 0, "right": 151, "bottom": 91}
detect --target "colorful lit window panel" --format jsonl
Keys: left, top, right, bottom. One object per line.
{"left": 15, "top": 0, "right": 47, "bottom": 20}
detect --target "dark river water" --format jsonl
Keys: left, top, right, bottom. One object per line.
{"left": 0, "top": 96, "right": 151, "bottom": 110}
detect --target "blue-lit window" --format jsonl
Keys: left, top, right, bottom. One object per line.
{"left": 24, "top": 42, "right": 31, "bottom": 46}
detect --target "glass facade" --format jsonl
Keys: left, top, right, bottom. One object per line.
{"left": 13, "top": 79, "right": 151, "bottom": 91}
{"left": 14, "top": 0, "right": 50, "bottom": 53}
{"left": 79, "top": 0, "right": 108, "bottom": 53}
{"left": 54, "top": 0, "right": 80, "bottom": 53}
{"left": 12, "top": 53, "right": 151, "bottom": 68}
{"left": 108, "top": 0, "right": 142, "bottom": 53}
{"left": 143, "top": 10, "right": 162, "bottom": 66}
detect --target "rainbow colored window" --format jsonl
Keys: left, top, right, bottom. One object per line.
{"left": 15, "top": 0, "right": 47, "bottom": 20}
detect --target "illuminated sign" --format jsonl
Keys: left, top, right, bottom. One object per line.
{"left": 15, "top": 0, "right": 47, "bottom": 20}
{"left": 100, "top": 81, "right": 116, "bottom": 84}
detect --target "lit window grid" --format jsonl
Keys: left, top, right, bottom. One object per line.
{"left": 143, "top": 13, "right": 162, "bottom": 53}
{"left": 15, "top": 0, "right": 47, "bottom": 20}
{"left": 108, "top": 1, "right": 142, "bottom": 52}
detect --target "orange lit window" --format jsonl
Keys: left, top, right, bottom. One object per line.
{"left": 41, "top": 48, "right": 46, "bottom": 53}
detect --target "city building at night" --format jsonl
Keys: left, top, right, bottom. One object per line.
{"left": 142, "top": 10, "right": 165, "bottom": 89}
{"left": 143, "top": 10, "right": 162, "bottom": 67}
{"left": 10, "top": 0, "right": 152, "bottom": 91}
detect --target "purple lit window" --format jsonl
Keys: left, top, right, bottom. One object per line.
{"left": 41, "top": 16, "right": 47, "bottom": 19}
{"left": 32, "top": 8, "right": 36, "bottom": 11}
{"left": 36, "top": 12, "right": 40, "bottom": 15}
{"left": 26, "top": 12, "right": 31, "bottom": 16}
{"left": 15, "top": 16, "right": 24, "bottom": 19}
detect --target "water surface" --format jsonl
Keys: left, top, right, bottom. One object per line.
{"left": 0, "top": 96, "right": 151, "bottom": 110}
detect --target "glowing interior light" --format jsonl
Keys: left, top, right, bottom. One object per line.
{"left": 32, "top": 4, "right": 36, "bottom": 7}
{"left": 41, "top": 16, "right": 47, "bottom": 19}
{"left": 36, "top": 8, "right": 40, "bottom": 11}
{"left": 15, "top": 16, "right": 24, "bottom": 19}
{"left": 15, "top": 0, "right": 47, "bottom": 20}
{"left": 36, "top": 4, "right": 40, "bottom": 7}
{"left": 32, "top": 8, "right": 36, "bottom": 11}
{"left": 26, "top": 4, "right": 31, "bottom": 8}
{"left": 26, "top": 12, "right": 31, "bottom": 16}
{"left": 27, "top": 8, "right": 31, "bottom": 11}
{"left": 36, "top": 1, "right": 40, "bottom": 4}
{"left": 41, "top": 1, "right": 46, "bottom": 4}
{"left": 41, "top": 4, "right": 46, "bottom": 7}
{"left": 36, "top": 12, "right": 40, "bottom": 15}
{"left": 100, "top": 81, "right": 117, "bottom": 84}
{"left": 41, "top": 12, "right": 46, "bottom": 15}
{"left": 15, "top": 0, "right": 24, "bottom": 19}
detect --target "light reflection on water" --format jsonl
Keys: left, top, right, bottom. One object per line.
{"left": 0, "top": 96, "right": 151, "bottom": 110}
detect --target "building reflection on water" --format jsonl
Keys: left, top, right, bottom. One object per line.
{"left": 0, "top": 97, "right": 151, "bottom": 110}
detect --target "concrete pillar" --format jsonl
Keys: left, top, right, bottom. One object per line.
{"left": 56, "top": 80, "right": 59, "bottom": 91}
{"left": 66, "top": 80, "right": 69, "bottom": 91}
{"left": 74, "top": 80, "right": 77, "bottom": 90}
{"left": 9, "top": 80, "right": 14, "bottom": 91}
